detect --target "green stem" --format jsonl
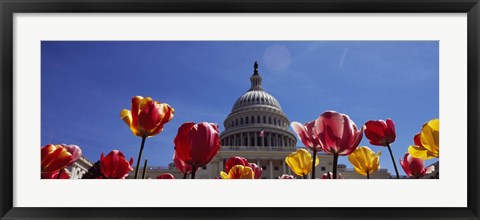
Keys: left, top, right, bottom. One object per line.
{"left": 134, "top": 136, "right": 147, "bottom": 179}
{"left": 367, "top": 170, "right": 370, "bottom": 179}
{"left": 302, "top": 174, "right": 307, "bottom": 179}
{"left": 142, "top": 159, "right": 148, "bottom": 179}
{"left": 183, "top": 173, "right": 188, "bottom": 179}
{"left": 311, "top": 148, "right": 317, "bottom": 179}
{"left": 387, "top": 144, "right": 400, "bottom": 179}
{"left": 333, "top": 153, "right": 339, "bottom": 179}
{"left": 191, "top": 166, "right": 197, "bottom": 179}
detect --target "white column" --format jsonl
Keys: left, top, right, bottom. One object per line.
{"left": 283, "top": 161, "right": 286, "bottom": 174}
{"left": 233, "top": 135, "right": 236, "bottom": 146}
{"left": 254, "top": 132, "right": 258, "bottom": 146}
{"left": 247, "top": 132, "right": 250, "bottom": 147}
{"left": 269, "top": 160, "right": 273, "bottom": 179}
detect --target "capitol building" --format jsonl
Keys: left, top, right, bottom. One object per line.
{"left": 70, "top": 62, "right": 394, "bottom": 179}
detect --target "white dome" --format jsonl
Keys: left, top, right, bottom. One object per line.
{"left": 232, "top": 90, "right": 282, "bottom": 112}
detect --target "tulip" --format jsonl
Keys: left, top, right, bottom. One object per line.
{"left": 41, "top": 144, "right": 82, "bottom": 173}
{"left": 120, "top": 96, "right": 175, "bottom": 137}
{"left": 364, "top": 118, "right": 399, "bottom": 178}
{"left": 120, "top": 96, "right": 174, "bottom": 179}
{"left": 408, "top": 119, "right": 439, "bottom": 160}
{"left": 314, "top": 111, "right": 363, "bottom": 178}
{"left": 348, "top": 146, "right": 381, "bottom": 178}
{"left": 100, "top": 150, "right": 134, "bottom": 179}
{"left": 173, "top": 152, "right": 197, "bottom": 179}
{"left": 400, "top": 153, "right": 435, "bottom": 178}
{"left": 321, "top": 172, "right": 342, "bottom": 179}
{"left": 364, "top": 119, "right": 396, "bottom": 146}
{"left": 174, "top": 122, "right": 221, "bottom": 179}
{"left": 291, "top": 121, "right": 323, "bottom": 179}
{"left": 157, "top": 173, "right": 175, "bottom": 179}
{"left": 41, "top": 168, "right": 71, "bottom": 179}
{"left": 220, "top": 165, "right": 254, "bottom": 179}
{"left": 278, "top": 174, "right": 295, "bottom": 179}
{"left": 285, "top": 149, "right": 319, "bottom": 178}
{"left": 225, "top": 157, "right": 249, "bottom": 173}
{"left": 248, "top": 163, "right": 263, "bottom": 179}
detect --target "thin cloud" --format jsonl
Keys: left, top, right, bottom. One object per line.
{"left": 339, "top": 48, "right": 348, "bottom": 68}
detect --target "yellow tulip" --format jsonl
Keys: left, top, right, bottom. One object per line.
{"left": 220, "top": 165, "right": 254, "bottom": 179}
{"left": 120, "top": 96, "right": 174, "bottom": 137}
{"left": 408, "top": 119, "right": 439, "bottom": 160}
{"left": 348, "top": 146, "right": 381, "bottom": 177}
{"left": 285, "top": 149, "right": 319, "bottom": 177}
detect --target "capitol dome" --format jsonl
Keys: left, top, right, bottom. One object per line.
{"left": 220, "top": 62, "right": 297, "bottom": 150}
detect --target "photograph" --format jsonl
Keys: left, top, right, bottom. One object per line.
{"left": 40, "top": 41, "right": 439, "bottom": 180}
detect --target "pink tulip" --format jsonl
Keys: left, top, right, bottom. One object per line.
{"left": 314, "top": 111, "right": 363, "bottom": 156}
{"left": 157, "top": 173, "right": 175, "bottom": 179}
{"left": 174, "top": 122, "right": 221, "bottom": 179}
{"left": 400, "top": 153, "right": 435, "bottom": 179}
{"left": 321, "top": 172, "right": 342, "bottom": 179}
{"left": 248, "top": 162, "right": 263, "bottom": 179}
{"left": 278, "top": 174, "right": 295, "bottom": 179}
{"left": 291, "top": 121, "right": 323, "bottom": 151}
{"left": 173, "top": 151, "right": 197, "bottom": 175}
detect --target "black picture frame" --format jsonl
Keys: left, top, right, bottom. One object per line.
{"left": 1, "top": 0, "right": 479, "bottom": 219}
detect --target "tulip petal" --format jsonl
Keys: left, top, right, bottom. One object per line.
{"left": 408, "top": 145, "right": 436, "bottom": 160}
{"left": 420, "top": 119, "right": 439, "bottom": 155}
{"left": 291, "top": 121, "right": 313, "bottom": 148}
{"left": 174, "top": 122, "right": 196, "bottom": 165}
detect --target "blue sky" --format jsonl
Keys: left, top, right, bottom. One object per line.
{"left": 41, "top": 41, "right": 439, "bottom": 176}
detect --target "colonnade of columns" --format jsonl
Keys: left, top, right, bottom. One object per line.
{"left": 219, "top": 159, "right": 291, "bottom": 178}
{"left": 221, "top": 131, "right": 295, "bottom": 147}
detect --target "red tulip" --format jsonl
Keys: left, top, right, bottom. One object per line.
{"left": 400, "top": 153, "right": 435, "bottom": 179}
{"left": 173, "top": 152, "right": 197, "bottom": 175}
{"left": 157, "top": 173, "right": 175, "bottom": 179}
{"left": 291, "top": 120, "right": 323, "bottom": 151}
{"left": 248, "top": 163, "right": 263, "bottom": 179}
{"left": 41, "top": 168, "right": 71, "bottom": 179}
{"left": 41, "top": 144, "right": 82, "bottom": 173}
{"left": 364, "top": 119, "right": 396, "bottom": 146}
{"left": 100, "top": 150, "right": 134, "bottom": 179}
{"left": 278, "top": 174, "right": 295, "bottom": 179}
{"left": 174, "top": 122, "right": 220, "bottom": 168}
{"left": 314, "top": 111, "right": 363, "bottom": 156}
{"left": 225, "top": 157, "right": 249, "bottom": 173}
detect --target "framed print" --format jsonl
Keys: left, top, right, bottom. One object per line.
{"left": 1, "top": 0, "right": 479, "bottom": 219}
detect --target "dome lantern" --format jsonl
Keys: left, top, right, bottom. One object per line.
{"left": 250, "top": 61, "right": 263, "bottom": 91}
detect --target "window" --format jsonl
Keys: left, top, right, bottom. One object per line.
{"left": 321, "top": 167, "right": 326, "bottom": 171}
{"left": 257, "top": 116, "right": 260, "bottom": 123}
{"left": 274, "top": 118, "right": 277, "bottom": 125}
{"left": 269, "top": 117, "right": 271, "bottom": 124}
{"left": 251, "top": 116, "right": 254, "bottom": 123}
{"left": 240, "top": 118, "right": 243, "bottom": 125}
{"left": 246, "top": 117, "right": 249, "bottom": 124}
{"left": 235, "top": 119, "right": 238, "bottom": 126}
{"left": 274, "top": 166, "right": 279, "bottom": 171}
